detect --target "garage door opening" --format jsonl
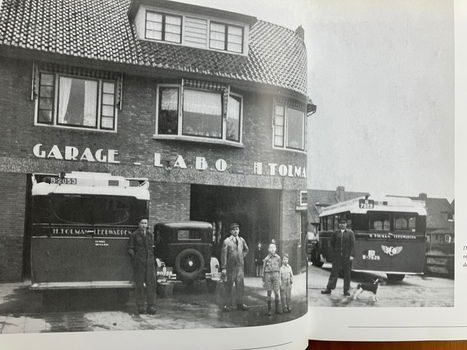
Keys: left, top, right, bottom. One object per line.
{"left": 190, "top": 185, "right": 281, "bottom": 276}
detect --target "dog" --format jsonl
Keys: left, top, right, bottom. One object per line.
{"left": 353, "top": 278, "right": 382, "bottom": 302}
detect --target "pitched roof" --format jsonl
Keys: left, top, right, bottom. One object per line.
{"left": 389, "top": 195, "right": 454, "bottom": 232}
{"left": 0, "top": 0, "right": 307, "bottom": 96}
{"left": 308, "top": 189, "right": 369, "bottom": 223}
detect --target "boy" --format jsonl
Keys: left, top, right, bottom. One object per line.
{"left": 262, "top": 243, "right": 281, "bottom": 316}
{"left": 280, "top": 254, "right": 293, "bottom": 313}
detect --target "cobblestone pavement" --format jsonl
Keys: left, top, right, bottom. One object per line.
{"left": 308, "top": 263, "right": 454, "bottom": 307}
{"left": 0, "top": 273, "right": 307, "bottom": 333}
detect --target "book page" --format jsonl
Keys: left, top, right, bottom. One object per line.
{"left": 307, "top": 0, "right": 467, "bottom": 341}
{"left": 0, "top": 0, "right": 310, "bottom": 349}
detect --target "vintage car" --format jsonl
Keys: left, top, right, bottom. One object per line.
{"left": 154, "top": 221, "right": 221, "bottom": 292}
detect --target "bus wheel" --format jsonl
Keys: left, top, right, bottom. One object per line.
{"left": 386, "top": 274, "right": 405, "bottom": 282}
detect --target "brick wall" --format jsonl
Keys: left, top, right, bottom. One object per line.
{"left": 0, "top": 172, "right": 26, "bottom": 281}
{"left": 0, "top": 55, "right": 308, "bottom": 281}
{"left": 149, "top": 181, "right": 190, "bottom": 225}
{"left": 0, "top": 56, "right": 306, "bottom": 191}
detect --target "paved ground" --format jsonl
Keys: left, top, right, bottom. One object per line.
{"left": 0, "top": 273, "right": 307, "bottom": 333}
{"left": 308, "top": 263, "right": 454, "bottom": 307}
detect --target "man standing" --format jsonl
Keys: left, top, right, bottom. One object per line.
{"left": 321, "top": 218, "right": 355, "bottom": 296}
{"left": 221, "top": 222, "right": 249, "bottom": 311}
{"left": 128, "top": 217, "right": 157, "bottom": 315}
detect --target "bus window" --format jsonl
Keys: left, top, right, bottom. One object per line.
{"left": 394, "top": 214, "right": 417, "bottom": 231}
{"left": 320, "top": 217, "right": 326, "bottom": 231}
{"left": 351, "top": 214, "right": 368, "bottom": 231}
{"left": 327, "top": 216, "right": 333, "bottom": 231}
{"left": 50, "top": 194, "right": 133, "bottom": 225}
{"left": 369, "top": 213, "right": 390, "bottom": 231}
{"left": 333, "top": 215, "right": 339, "bottom": 230}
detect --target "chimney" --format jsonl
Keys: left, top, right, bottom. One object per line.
{"left": 336, "top": 186, "right": 345, "bottom": 202}
{"left": 295, "top": 25, "right": 304, "bottom": 40}
{"left": 419, "top": 193, "right": 428, "bottom": 201}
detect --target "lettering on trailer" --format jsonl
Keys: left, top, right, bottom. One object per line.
{"left": 32, "top": 144, "right": 306, "bottom": 178}
{"left": 368, "top": 233, "right": 417, "bottom": 240}
{"left": 50, "top": 228, "right": 133, "bottom": 237}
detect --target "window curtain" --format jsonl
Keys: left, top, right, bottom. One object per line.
{"left": 58, "top": 77, "right": 72, "bottom": 124}
{"left": 183, "top": 90, "right": 221, "bottom": 115}
{"left": 83, "top": 80, "right": 97, "bottom": 126}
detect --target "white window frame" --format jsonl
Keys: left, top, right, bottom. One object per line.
{"left": 144, "top": 10, "right": 183, "bottom": 44}
{"left": 138, "top": 6, "right": 249, "bottom": 56}
{"left": 300, "top": 190, "right": 308, "bottom": 207}
{"left": 154, "top": 84, "right": 244, "bottom": 147}
{"left": 34, "top": 72, "right": 118, "bottom": 133}
{"left": 272, "top": 103, "right": 306, "bottom": 153}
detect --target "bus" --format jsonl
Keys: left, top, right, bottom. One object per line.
{"left": 29, "top": 172, "right": 149, "bottom": 291}
{"left": 310, "top": 196, "right": 427, "bottom": 282}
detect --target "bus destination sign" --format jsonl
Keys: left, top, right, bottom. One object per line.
{"left": 359, "top": 199, "right": 374, "bottom": 209}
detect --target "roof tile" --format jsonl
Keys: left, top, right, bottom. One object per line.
{"left": 0, "top": 0, "right": 307, "bottom": 96}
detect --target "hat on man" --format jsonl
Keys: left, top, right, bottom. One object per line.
{"left": 229, "top": 222, "right": 240, "bottom": 230}
{"left": 339, "top": 218, "right": 347, "bottom": 223}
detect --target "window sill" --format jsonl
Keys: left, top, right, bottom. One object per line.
{"left": 272, "top": 146, "right": 307, "bottom": 155}
{"left": 34, "top": 123, "right": 117, "bottom": 133}
{"left": 152, "top": 134, "right": 245, "bottom": 148}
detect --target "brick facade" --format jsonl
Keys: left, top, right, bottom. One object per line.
{"left": 0, "top": 55, "right": 307, "bottom": 281}
{"left": 0, "top": 172, "right": 26, "bottom": 281}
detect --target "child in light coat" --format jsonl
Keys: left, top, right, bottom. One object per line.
{"left": 280, "top": 254, "right": 293, "bottom": 313}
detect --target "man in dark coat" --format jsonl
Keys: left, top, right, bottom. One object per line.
{"left": 221, "top": 222, "right": 249, "bottom": 311}
{"left": 321, "top": 218, "right": 355, "bottom": 296}
{"left": 128, "top": 217, "right": 157, "bottom": 314}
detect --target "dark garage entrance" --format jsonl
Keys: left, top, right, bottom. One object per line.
{"left": 190, "top": 185, "right": 281, "bottom": 276}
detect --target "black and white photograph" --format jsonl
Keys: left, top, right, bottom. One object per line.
{"left": 0, "top": 0, "right": 310, "bottom": 334}
{"left": 306, "top": 0, "right": 454, "bottom": 308}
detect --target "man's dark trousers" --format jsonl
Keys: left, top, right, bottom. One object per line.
{"left": 134, "top": 262, "right": 156, "bottom": 308}
{"left": 326, "top": 255, "right": 351, "bottom": 293}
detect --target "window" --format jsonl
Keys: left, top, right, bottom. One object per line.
{"left": 158, "top": 87, "right": 179, "bottom": 135}
{"left": 49, "top": 195, "right": 132, "bottom": 225}
{"left": 273, "top": 103, "right": 306, "bottom": 151}
{"left": 37, "top": 73, "right": 54, "bottom": 124}
{"left": 209, "top": 22, "right": 244, "bottom": 53}
{"left": 36, "top": 73, "right": 117, "bottom": 131}
{"left": 156, "top": 84, "right": 242, "bottom": 144}
{"left": 369, "top": 213, "right": 390, "bottom": 231}
{"left": 226, "top": 95, "right": 241, "bottom": 142}
{"left": 394, "top": 215, "right": 416, "bottom": 231}
{"left": 299, "top": 191, "right": 308, "bottom": 206}
{"left": 145, "top": 11, "right": 182, "bottom": 43}
{"left": 182, "top": 89, "right": 223, "bottom": 138}
{"left": 177, "top": 230, "right": 202, "bottom": 241}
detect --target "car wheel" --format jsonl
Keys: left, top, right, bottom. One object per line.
{"left": 175, "top": 248, "right": 205, "bottom": 283}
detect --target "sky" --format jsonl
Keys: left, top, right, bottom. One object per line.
{"left": 178, "top": 0, "right": 454, "bottom": 200}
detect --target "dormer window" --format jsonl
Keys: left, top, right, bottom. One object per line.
{"left": 145, "top": 11, "right": 182, "bottom": 43}
{"left": 131, "top": 2, "right": 256, "bottom": 56}
{"left": 209, "top": 22, "right": 244, "bottom": 53}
